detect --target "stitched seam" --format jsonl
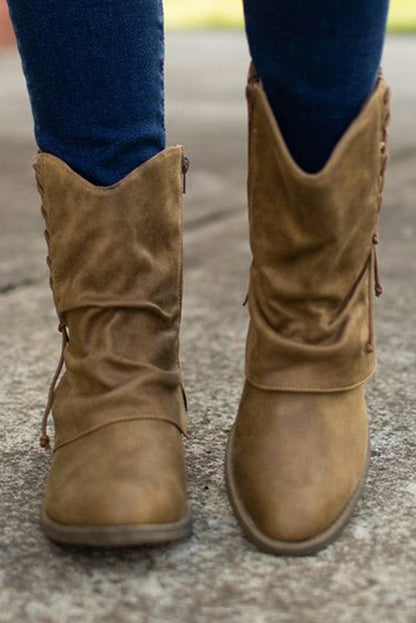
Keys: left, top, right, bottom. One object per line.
{"left": 53, "top": 415, "right": 186, "bottom": 453}
{"left": 245, "top": 367, "right": 376, "bottom": 393}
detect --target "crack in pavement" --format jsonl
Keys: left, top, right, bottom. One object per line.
{"left": 0, "top": 202, "right": 245, "bottom": 296}
{"left": 0, "top": 276, "right": 43, "bottom": 295}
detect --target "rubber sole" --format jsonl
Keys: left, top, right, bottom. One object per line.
{"left": 41, "top": 509, "right": 192, "bottom": 548}
{"left": 225, "top": 425, "right": 370, "bottom": 556}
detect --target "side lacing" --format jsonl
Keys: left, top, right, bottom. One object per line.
{"left": 365, "top": 85, "right": 391, "bottom": 353}
{"left": 37, "top": 180, "right": 69, "bottom": 450}
{"left": 40, "top": 319, "right": 68, "bottom": 449}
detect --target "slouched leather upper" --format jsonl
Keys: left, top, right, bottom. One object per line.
{"left": 245, "top": 68, "right": 390, "bottom": 392}
{"left": 34, "top": 147, "right": 188, "bottom": 451}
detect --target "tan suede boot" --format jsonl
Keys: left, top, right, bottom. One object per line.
{"left": 34, "top": 146, "right": 191, "bottom": 546}
{"left": 226, "top": 66, "right": 391, "bottom": 555}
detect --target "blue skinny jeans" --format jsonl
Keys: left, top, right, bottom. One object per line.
{"left": 7, "top": 0, "right": 390, "bottom": 184}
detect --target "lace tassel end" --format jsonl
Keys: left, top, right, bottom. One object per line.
{"left": 372, "top": 233, "right": 384, "bottom": 298}
{"left": 40, "top": 432, "right": 50, "bottom": 450}
{"left": 38, "top": 320, "right": 68, "bottom": 451}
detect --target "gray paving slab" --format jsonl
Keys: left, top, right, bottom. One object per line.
{"left": 0, "top": 33, "right": 415, "bottom": 623}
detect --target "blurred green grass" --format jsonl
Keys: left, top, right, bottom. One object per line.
{"left": 165, "top": 0, "right": 416, "bottom": 32}
{"left": 389, "top": 0, "right": 416, "bottom": 30}
{"left": 165, "top": 0, "right": 242, "bottom": 30}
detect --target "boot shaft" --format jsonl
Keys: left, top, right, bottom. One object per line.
{"left": 34, "top": 147, "right": 189, "bottom": 448}
{"left": 245, "top": 67, "right": 391, "bottom": 391}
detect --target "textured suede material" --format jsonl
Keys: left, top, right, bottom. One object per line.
{"left": 35, "top": 148, "right": 189, "bottom": 527}
{"left": 228, "top": 69, "right": 390, "bottom": 545}
{"left": 35, "top": 147, "right": 187, "bottom": 449}
{"left": 245, "top": 70, "right": 390, "bottom": 391}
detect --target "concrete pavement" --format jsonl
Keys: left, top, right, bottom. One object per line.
{"left": 0, "top": 33, "right": 415, "bottom": 623}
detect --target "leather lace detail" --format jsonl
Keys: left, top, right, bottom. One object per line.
{"left": 37, "top": 183, "right": 67, "bottom": 449}
{"left": 365, "top": 83, "right": 391, "bottom": 353}
{"left": 40, "top": 321, "right": 69, "bottom": 449}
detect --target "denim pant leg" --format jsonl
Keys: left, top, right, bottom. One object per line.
{"left": 243, "top": 0, "right": 390, "bottom": 172}
{"left": 7, "top": 0, "right": 165, "bottom": 186}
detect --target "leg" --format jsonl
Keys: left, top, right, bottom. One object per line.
{"left": 7, "top": 0, "right": 165, "bottom": 185}
{"left": 226, "top": 2, "right": 391, "bottom": 554}
{"left": 7, "top": 0, "right": 191, "bottom": 546}
{"left": 243, "top": 0, "right": 390, "bottom": 172}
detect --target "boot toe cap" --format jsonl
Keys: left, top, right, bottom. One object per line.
{"left": 44, "top": 420, "right": 188, "bottom": 528}
{"left": 228, "top": 384, "right": 369, "bottom": 547}
{"left": 235, "top": 479, "right": 360, "bottom": 543}
{"left": 46, "top": 476, "right": 186, "bottom": 527}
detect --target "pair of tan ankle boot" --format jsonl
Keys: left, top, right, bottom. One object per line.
{"left": 34, "top": 67, "right": 390, "bottom": 555}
